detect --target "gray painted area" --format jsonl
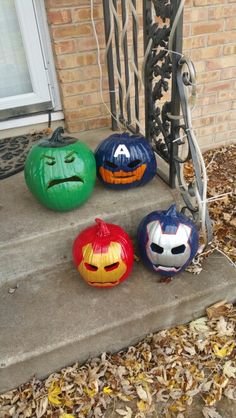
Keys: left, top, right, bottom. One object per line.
{"left": 0, "top": 127, "right": 236, "bottom": 394}
{"left": 0, "top": 254, "right": 236, "bottom": 393}
{"left": 0, "top": 127, "right": 173, "bottom": 284}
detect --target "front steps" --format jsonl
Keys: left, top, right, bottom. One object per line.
{"left": 1, "top": 254, "right": 236, "bottom": 394}
{"left": 0, "top": 127, "right": 236, "bottom": 393}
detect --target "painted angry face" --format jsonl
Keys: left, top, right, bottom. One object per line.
{"left": 24, "top": 127, "right": 96, "bottom": 211}
{"left": 146, "top": 221, "right": 192, "bottom": 274}
{"left": 137, "top": 205, "right": 199, "bottom": 276}
{"left": 73, "top": 219, "right": 134, "bottom": 288}
{"left": 95, "top": 133, "right": 157, "bottom": 189}
{"left": 78, "top": 242, "right": 127, "bottom": 287}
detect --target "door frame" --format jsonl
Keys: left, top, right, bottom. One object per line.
{"left": 0, "top": 0, "right": 62, "bottom": 121}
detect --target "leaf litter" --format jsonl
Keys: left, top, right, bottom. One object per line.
{"left": 1, "top": 301, "right": 236, "bottom": 417}
{"left": 184, "top": 144, "right": 236, "bottom": 271}
{"left": 0, "top": 145, "right": 236, "bottom": 418}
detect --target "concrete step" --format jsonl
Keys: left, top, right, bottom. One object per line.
{"left": 0, "top": 128, "right": 174, "bottom": 285}
{"left": 1, "top": 253, "right": 236, "bottom": 393}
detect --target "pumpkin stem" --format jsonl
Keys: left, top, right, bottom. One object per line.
{"left": 166, "top": 204, "right": 177, "bottom": 217}
{"left": 95, "top": 218, "right": 110, "bottom": 237}
{"left": 50, "top": 127, "right": 65, "bottom": 143}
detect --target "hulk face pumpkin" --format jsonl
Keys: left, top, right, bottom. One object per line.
{"left": 24, "top": 127, "right": 96, "bottom": 212}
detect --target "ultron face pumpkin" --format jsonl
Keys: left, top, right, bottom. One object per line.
{"left": 137, "top": 205, "right": 199, "bottom": 276}
{"left": 73, "top": 218, "right": 134, "bottom": 288}
{"left": 95, "top": 133, "right": 157, "bottom": 189}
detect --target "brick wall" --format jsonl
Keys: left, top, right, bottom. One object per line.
{"left": 45, "top": 0, "right": 236, "bottom": 149}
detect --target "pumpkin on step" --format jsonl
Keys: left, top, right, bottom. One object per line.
{"left": 24, "top": 127, "right": 96, "bottom": 212}
{"left": 73, "top": 218, "right": 134, "bottom": 288}
{"left": 137, "top": 205, "right": 199, "bottom": 277}
{"left": 95, "top": 133, "right": 157, "bottom": 189}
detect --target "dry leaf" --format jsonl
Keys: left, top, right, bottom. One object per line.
{"left": 213, "top": 341, "right": 235, "bottom": 358}
{"left": 202, "top": 407, "right": 223, "bottom": 418}
{"left": 224, "top": 386, "right": 236, "bottom": 400}
{"left": 136, "top": 386, "right": 148, "bottom": 402}
{"left": 116, "top": 406, "right": 132, "bottom": 417}
{"left": 35, "top": 397, "right": 48, "bottom": 417}
{"left": 207, "top": 300, "right": 229, "bottom": 319}
{"left": 48, "top": 381, "right": 62, "bottom": 406}
{"left": 190, "top": 317, "right": 209, "bottom": 334}
{"left": 137, "top": 399, "right": 149, "bottom": 412}
{"left": 223, "top": 361, "right": 236, "bottom": 379}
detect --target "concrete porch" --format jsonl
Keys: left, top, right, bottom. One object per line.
{"left": 0, "top": 127, "right": 236, "bottom": 393}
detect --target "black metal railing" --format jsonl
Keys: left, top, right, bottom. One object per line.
{"left": 102, "top": 0, "right": 212, "bottom": 245}
{"left": 102, "top": 0, "right": 184, "bottom": 187}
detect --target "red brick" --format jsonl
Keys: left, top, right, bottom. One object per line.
{"left": 85, "top": 116, "right": 110, "bottom": 130}
{"left": 209, "top": 6, "right": 236, "bottom": 19}
{"left": 72, "top": 6, "right": 103, "bottom": 22}
{"left": 61, "top": 79, "right": 108, "bottom": 97}
{"left": 223, "top": 44, "right": 236, "bottom": 55}
{"left": 206, "top": 56, "right": 236, "bottom": 70}
{"left": 66, "top": 121, "right": 86, "bottom": 133}
{"left": 204, "top": 81, "right": 232, "bottom": 94}
{"left": 54, "top": 40, "right": 76, "bottom": 55}
{"left": 48, "top": 10, "right": 71, "bottom": 25}
{"left": 59, "top": 66, "right": 100, "bottom": 83}
{"left": 208, "top": 32, "right": 236, "bottom": 46}
{"left": 192, "top": 21, "right": 223, "bottom": 36}
{"left": 65, "top": 105, "right": 103, "bottom": 121}
{"left": 57, "top": 53, "right": 97, "bottom": 69}
{"left": 197, "top": 70, "right": 221, "bottom": 84}
{"left": 184, "top": 7, "right": 208, "bottom": 22}
{"left": 52, "top": 24, "right": 92, "bottom": 39}
{"left": 225, "top": 17, "right": 236, "bottom": 30}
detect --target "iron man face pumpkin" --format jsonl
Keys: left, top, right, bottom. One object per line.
{"left": 95, "top": 133, "right": 157, "bottom": 189}
{"left": 73, "top": 218, "right": 134, "bottom": 288}
{"left": 78, "top": 242, "right": 127, "bottom": 287}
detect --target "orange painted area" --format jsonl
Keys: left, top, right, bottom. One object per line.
{"left": 99, "top": 164, "right": 147, "bottom": 184}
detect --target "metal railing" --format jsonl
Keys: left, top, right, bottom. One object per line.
{"left": 102, "top": 0, "right": 183, "bottom": 186}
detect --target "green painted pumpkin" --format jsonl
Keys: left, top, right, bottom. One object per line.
{"left": 24, "top": 127, "right": 96, "bottom": 212}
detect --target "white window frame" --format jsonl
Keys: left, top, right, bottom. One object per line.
{"left": 0, "top": 0, "right": 62, "bottom": 121}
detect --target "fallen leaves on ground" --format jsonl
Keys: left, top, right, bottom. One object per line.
{"left": 1, "top": 301, "right": 236, "bottom": 417}
{"left": 184, "top": 144, "right": 236, "bottom": 270}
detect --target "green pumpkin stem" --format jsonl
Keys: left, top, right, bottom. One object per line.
{"left": 95, "top": 218, "right": 110, "bottom": 237}
{"left": 50, "top": 127, "right": 65, "bottom": 143}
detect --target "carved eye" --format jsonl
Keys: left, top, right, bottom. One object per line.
{"left": 105, "top": 160, "right": 118, "bottom": 169}
{"left": 104, "top": 262, "right": 119, "bottom": 271}
{"left": 171, "top": 244, "right": 186, "bottom": 254}
{"left": 128, "top": 159, "right": 141, "bottom": 168}
{"left": 151, "top": 243, "right": 164, "bottom": 254}
{"left": 65, "top": 156, "right": 75, "bottom": 163}
{"left": 85, "top": 263, "right": 98, "bottom": 271}
{"left": 46, "top": 160, "right": 56, "bottom": 166}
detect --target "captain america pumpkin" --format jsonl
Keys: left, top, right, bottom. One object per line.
{"left": 73, "top": 218, "right": 134, "bottom": 288}
{"left": 95, "top": 133, "right": 157, "bottom": 189}
{"left": 137, "top": 205, "right": 199, "bottom": 277}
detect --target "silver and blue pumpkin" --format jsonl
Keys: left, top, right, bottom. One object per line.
{"left": 137, "top": 205, "right": 199, "bottom": 276}
{"left": 95, "top": 133, "right": 157, "bottom": 189}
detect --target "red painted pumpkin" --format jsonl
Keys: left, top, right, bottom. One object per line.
{"left": 73, "top": 219, "right": 134, "bottom": 288}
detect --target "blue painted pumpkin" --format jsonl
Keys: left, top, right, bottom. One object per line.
{"left": 95, "top": 133, "right": 157, "bottom": 189}
{"left": 137, "top": 204, "right": 199, "bottom": 276}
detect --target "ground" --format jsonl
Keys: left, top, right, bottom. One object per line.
{"left": 0, "top": 144, "right": 235, "bottom": 418}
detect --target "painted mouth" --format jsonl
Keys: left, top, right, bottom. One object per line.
{"left": 154, "top": 265, "right": 181, "bottom": 273}
{"left": 47, "top": 176, "right": 83, "bottom": 189}
{"left": 88, "top": 280, "right": 120, "bottom": 287}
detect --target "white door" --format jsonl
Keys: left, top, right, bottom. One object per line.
{"left": 0, "top": 0, "right": 52, "bottom": 120}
